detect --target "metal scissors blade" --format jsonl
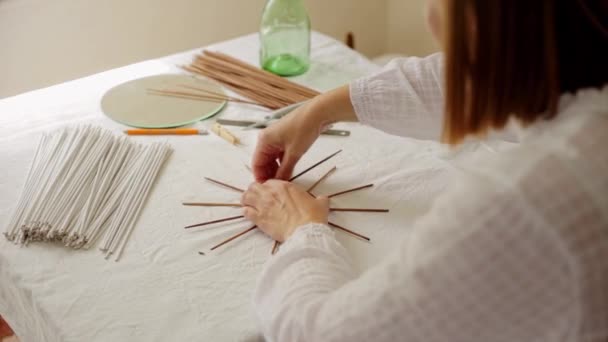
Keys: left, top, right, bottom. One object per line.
{"left": 245, "top": 100, "right": 310, "bottom": 129}
{"left": 217, "top": 119, "right": 350, "bottom": 137}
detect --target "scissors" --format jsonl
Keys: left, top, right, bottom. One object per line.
{"left": 217, "top": 117, "right": 350, "bottom": 137}
{"left": 245, "top": 100, "right": 311, "bottom": 129}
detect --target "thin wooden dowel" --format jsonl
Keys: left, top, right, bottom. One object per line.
{"left": 183, "top": 65, "right": 281, "bottom": 108}
{"left": 195, "top": 56, "right": 309, "bottom": 102}
{"left": 182, "top": 202, "right": 242, "bottom": 208}
{"left": 202, "top": 51, "right": 320, "bottom": 97}
{"left": 149, "top": 88, "right": 256, "bottom": 105}
{"left": 271, "top": 240, "right": 280, "bottom": 255}
{"left": 328, "top": 221, "right": 370, "bottom": 241}
{"left": 182, "top": 202, "right": 388, "bottom": 213}
{"left": 307, "top": 166, "right": 337, "bottom": 193}
{"left": 186, "top": 50, "right": 318, "bottom": 109}
{"left": 192, "top": 62, "right": 293, "bottom": 108}
{"left": 204, "top": 177, "right": 245, "bottom": 193}
{"left": 185, "top": 215, "right": 244, "bottom": 229}
{"left": 327, "top": 184, "right": 374, "bottom": 198}
{"left": 176, "top": 85, "right": 265, "bottom": 107}
{"left": 148, "top": 88, "right": 261, "bottom": 106}
{"left": 195, "top": 60, "right": 310, "bottom": 103}
{"left": 148, "top": 88, "right": 226, "bottom": 101}
{"left": 196, "top": 57, "right": 309, "bottom": 103}
{"left": 147, "top": 91, "right": 225, "bottom": 103}
{"left": 210, "top": 225, "right": 257, "bottom": 250}
{"left": 176, "top": 84, "right": 250, "bottom": 102}
{"left": 290, "top": 150, "right": 343, "bottom": 182}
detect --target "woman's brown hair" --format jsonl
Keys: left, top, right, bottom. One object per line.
{"left": 442, "top": 0, "right": 608, "bottom": 145}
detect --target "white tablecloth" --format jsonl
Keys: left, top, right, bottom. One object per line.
{"left": 0, "top": 32, "right": 461, "bottom": 341}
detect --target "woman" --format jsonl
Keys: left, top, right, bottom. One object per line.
{"left": 242, "top": 1, "right": 608, "bottom": 341}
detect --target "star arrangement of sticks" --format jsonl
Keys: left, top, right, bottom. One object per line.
{"left": 183, "top": 150, "right": 390, "bottom": 255}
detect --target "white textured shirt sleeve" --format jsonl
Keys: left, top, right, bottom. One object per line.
{"left": 253, "top": 175, "right": 576, "bottom": 342}
{"left": 350, "top": 53, "right": 445, "bottom": 140}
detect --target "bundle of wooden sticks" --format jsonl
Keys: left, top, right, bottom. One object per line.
{"left": 183, "top": 50, "right": 320, "bottom": 109}
{"left": 147, "top": 84, "right": 264, "bottom": 107}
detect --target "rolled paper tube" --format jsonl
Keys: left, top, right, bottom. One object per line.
{"left": 211, "top": 123, "right": 240, "bottom": 145}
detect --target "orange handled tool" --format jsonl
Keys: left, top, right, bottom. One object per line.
{"left": 124, "top": 128, "right": 208, "bottom": 136}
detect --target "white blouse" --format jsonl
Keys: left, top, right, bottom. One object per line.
{"left": 253, "top": 54, "right": 608, "bottom": 342}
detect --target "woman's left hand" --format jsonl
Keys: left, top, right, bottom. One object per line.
{"left": 241, "top": 180, "right": 330, "bottom": 242}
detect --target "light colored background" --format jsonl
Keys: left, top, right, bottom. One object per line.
{"left": 0, "top": 0, "right": 437, "bottom": 99}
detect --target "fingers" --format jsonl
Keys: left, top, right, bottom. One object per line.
{"left": 252, "top": 131, "right": 283, "bottom": 182}
{"left": 252, "top": 150, "right": 280, "bottom": 182}
{"left": 276, "top": 152, "right": 300, "bottom": 180}
{"left": 241, "top": 182, "right": 262, "bottom": 207}
{"left": 242, "top": 206, "right": 259, "bottom": 222}
{"left": 316, "top": 195, "right": 330, "bottom": 206}
{"left": 242, "top": 183, "right": 263, "bottom": 222}
{"left": 265, "top": 179, "right": 292, "bottom": 191}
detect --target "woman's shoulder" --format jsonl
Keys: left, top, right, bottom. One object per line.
{"left": 451, "top": 85, "right": 608, "bottom": 273}
{"left": 461, "top": 86, "right": 608, "bottom": 193}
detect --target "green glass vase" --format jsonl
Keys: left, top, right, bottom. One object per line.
{"left": 260, "top": 0, "right": 311, "bottom": 76}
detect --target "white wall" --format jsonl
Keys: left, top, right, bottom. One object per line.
{"left": 0, "top": 0, "right": 436, "bottom": 98}
{"left": 387, "top": 0, "right": 438, "bottom": 56}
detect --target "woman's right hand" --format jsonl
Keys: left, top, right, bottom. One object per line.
{"left": 251, "top": 85, "right": 358, "bottom": 182}
{"left": 252, "top": 102, "right": 325, "bottom": 182}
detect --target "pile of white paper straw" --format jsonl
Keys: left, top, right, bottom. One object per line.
{"left": 3, "top": 126, "right": 172, "bottom": 261}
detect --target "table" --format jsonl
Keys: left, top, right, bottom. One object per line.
{"left": 0, "top": 32, "right": 457, "bottom": 341}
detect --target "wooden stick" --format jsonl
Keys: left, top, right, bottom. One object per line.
{"left": 148, "top": 88, "right": 227, "bottom": 101}
{"left": 196, "top": 56, "right": 310, "bottom": 102}
{"left": 188, "top": 52, "right": 316, "bottom": 108}
{"left": 204, "top": 177, "right": 245, "bottom": 193}
{"left": 148, "top": 88, "right": 261, "bottom": 106}
{"left": 182, "top": 202, "right": 388, "bottom": 213}
{"left": 196, "top": 57, "right": 310, "bottom": 103}
{"left": 202, "top": 51, "right": 320, "bottom": 97}
{"left": 184, "top": 215, "right": 244, "bottom": 229}
{"left": 307, "top": 166, "right": 337, "bottom": 193}
{"left": 271, "top": 240, "right": 280, "bottom": 255}
{"left": 147, "top": 91, "right": 226, "bottom": 103}
{"left": 196, "top": 66, "right": 291, "bottom": 109}
{"left": 327, "top": 184, "right": 374, "bottom": 198}
{"left": 192, "top": 62, "right": 294, "bottom": 108}
{"left": 176, "top": 84, "right": 248, "bottom": 102}
{"left": 182, "top": 65, "right": 283, "bottom": 109}
{"left": 176, "top": 85, "right": 265, "bottom": 107}
{"left": 210, "top": 225, "right": 257, "bottom": 250}
{"left": 328, "top": 221, "right": 370, "bottom": 241}
{"left": 290, "top": 150, "right": 343, "bottom": 182}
